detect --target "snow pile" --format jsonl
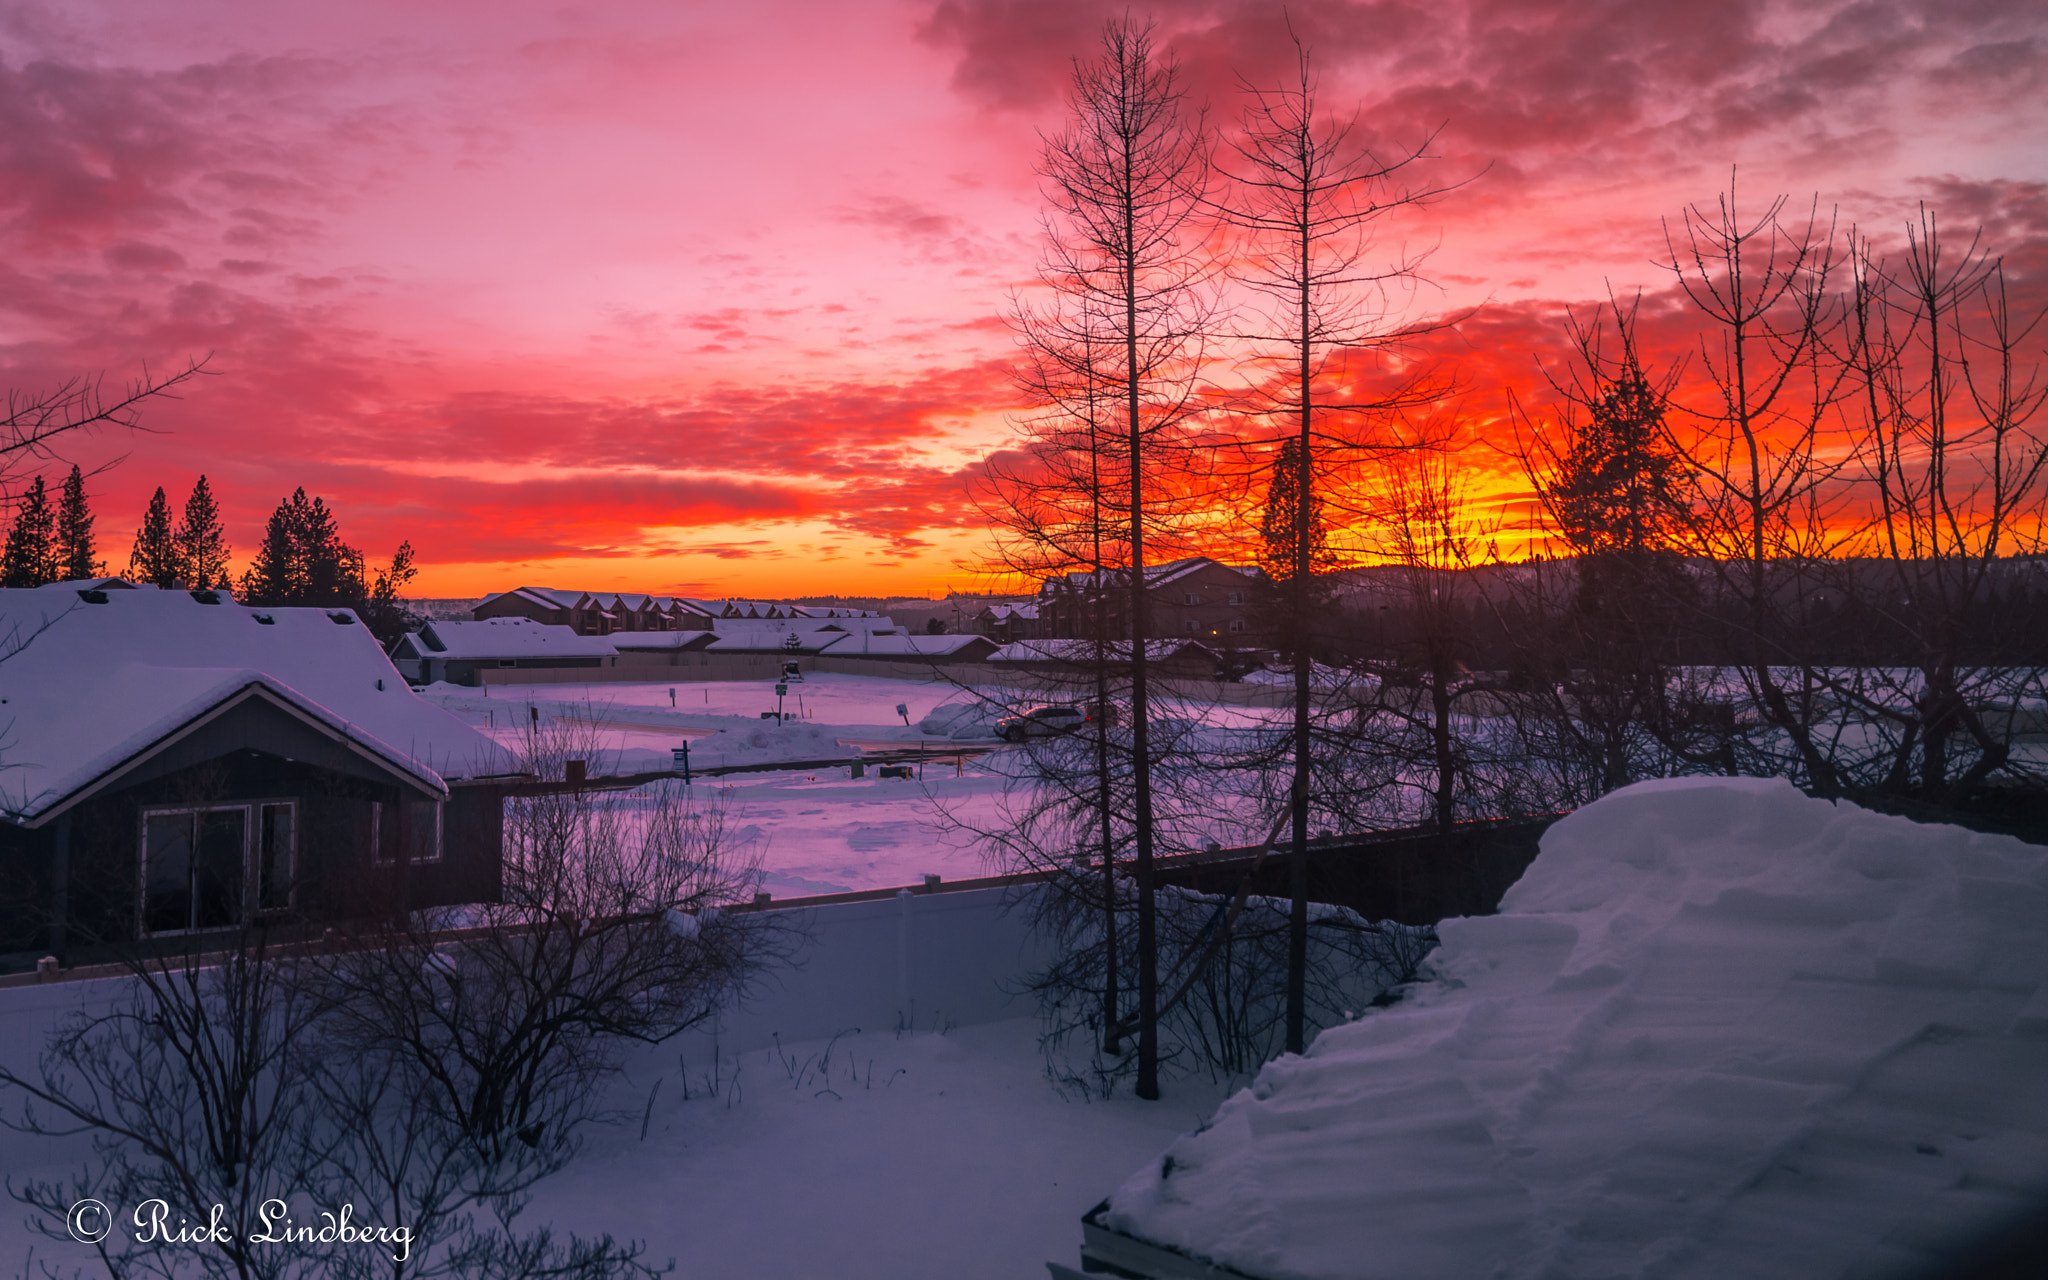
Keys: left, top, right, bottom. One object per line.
{"left": 1103, "top": 777, "right": 2048, "bottom": 1280}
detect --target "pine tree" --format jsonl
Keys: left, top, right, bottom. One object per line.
{"left": 127, "top": 487, "right": 182, "bottom": 588}
{"left": 240, "top": 495, "right": 300, "bottom": 605}
{"left": 54, "top": 465, "right": 98, "bottom": 581}
{"left": 2, "top": 476, "right": 57, "bottom": 588}
{"left": 1256, "top": 438, "right": 1335, "bottom": 590}
{"left": 362, "top": 540, "right": 420, "bottom": 646}
{"left": 174, "top": 475, "right": 231, "bottom": 589}
{"left": 296, "top": 492, "right": 357, "bottom": 605}
{"left": 239, "top": 488, "right": 365, "bottom": 607}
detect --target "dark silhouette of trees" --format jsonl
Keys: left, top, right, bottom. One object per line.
{"left": 1837, "top": 213, "right": 2048, "bottom": 805}
{"left": 1028, "top": 16, "right": 1215, "bottom": 1100}
{"left": 240, "top": 488, "right": 362, "bottom": 608}
{"left": 127, "top": 485, "right": 181, "bottom": 587}
{"left": 175, "top": 474, "right": 232, "bottom": 588}
{"left": 54, "top": 465, "right": 99, "bottom": 580}
{"left": 1217, "top": 37, "right": 1456, "bottom": 1053}
{"left": 240, "top": 488, "right": 421, "bottom": 646}
{"left": 0, "top": 475, "right": 56, "bottom": 587}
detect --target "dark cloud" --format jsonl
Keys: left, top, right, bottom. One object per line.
{"left": 919, "top": 0, "right": 2047, "bottom": 193}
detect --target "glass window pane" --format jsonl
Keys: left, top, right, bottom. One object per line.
{"left": 144, "top": 812, "right": 194, "bottom": 934}
{"left": 411, "top": 800, "right": 443, "bottom": 863}
{"left": 193, "top": 809, "right": 246, "bottom": 930}
{"left": 259, "top": 804, "right": 294, "bottom": 911}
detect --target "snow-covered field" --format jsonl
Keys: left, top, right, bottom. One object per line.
{"left": 424, "top": 675, "right": 1026, "bottom": 892}
{"left": 536, "top": 1019, "right": 1229, "bottom": 1280}
{"left": 420, "top": 674, "right": 1291, "bottom": 895}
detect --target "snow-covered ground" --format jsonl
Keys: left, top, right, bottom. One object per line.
{"left": 0, "top": 1007, "right": 1229, "bottom": 1280}
{"left": 540, "top": 1020, "right": 1229, "bottom": 1280}
{"left": 3, "top": 775, "right": 2045, "bottom": 1278}
{"left": 1099, "top": 777, "right": 2048, "bottom": 1279}
{"left": 419, "top": 675, "right": 1289, "bottom": 894}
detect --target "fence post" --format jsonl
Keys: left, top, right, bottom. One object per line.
{"left": 896, "top": 887, "right": 916, "bottom": 1030}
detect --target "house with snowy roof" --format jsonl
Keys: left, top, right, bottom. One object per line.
{"left": 393, "top": 617, "right": 620, "bottom": 686}
{"left": 988, "top": 637, "right": 1225, "bottom": 681}
{"left": 0, "top": 583, "right": 522, "bottom": 967}
{"left": 972, "top": 601, "right": 1040, "bottom": 643}
{"left": 1037, "top": 557, "right": 1268, "bottom": 648}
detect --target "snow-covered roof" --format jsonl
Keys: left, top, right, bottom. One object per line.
{"left": 704, "top": 625, "right": 857, "bottom": 654}
{"left": 815, "top": 633, "right": 993, "bottom": 658}
{"left": 1040, "top": 557, "right": 1257, "bottom": 597}
{"left": 608, "top": 630, "right": 715, "bottom": 652}
{"left": 0, "top": 586, "right": 521, "bottom": 825}
{"left": 414, "top": 618, "right": 618, "bottom": 660}
{"left": 483, "top": 586, "right": 591, "bottom": 612}
{"left": 987, "top": 638, "right": 1217, "bottom": 664}
{"left": 984, "top": 603, "right": 1038, "bottom": 622}
{"left": 1100, "top": 777, "right": 2048, "bottom": 1279}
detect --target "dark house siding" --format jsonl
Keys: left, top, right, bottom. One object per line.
{"left": 0, "top": 696, "right": 503, "bottom": 967}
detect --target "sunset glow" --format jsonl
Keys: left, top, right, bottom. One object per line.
{"left": 2, "top": 0, "right": 2042, "bottom": 597}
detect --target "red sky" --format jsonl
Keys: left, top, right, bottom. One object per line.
{"left": 1, "top": 0, "right": 2042, "bottom": 598}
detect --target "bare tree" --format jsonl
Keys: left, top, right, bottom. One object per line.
{"left": 1835, "top": 212, "right": 2048, "bottom": 805}
{"left": 1215, "top": 38, "right": 1457, "bottom": 1052}
{"left": 1027, "top": 16, "right": 1214, "bottom": 1099}
{"left": 1659, "top": 180, "right": 1856, "bottom": 795}
{"left": 314, "top": 727, "right": 778, "bottom": 1276}
{"left": 0, "top": 361, "right": 211, "bottom": 498}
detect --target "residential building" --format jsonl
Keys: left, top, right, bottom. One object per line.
{"left": 0, "top": 583, "right": 521, "bottom": 966}
{"left": 1036, "top": 557, "right": 1268, "bottom": 647}
{"left": 393, "top": 618, "right": 620, "bottom": 686}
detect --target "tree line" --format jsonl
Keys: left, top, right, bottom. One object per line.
{"left": 975, "top": 17, "right": 2046, "bottom": 1101}
{"left": 0, "top": 472, "right": 419, "bottom": 641}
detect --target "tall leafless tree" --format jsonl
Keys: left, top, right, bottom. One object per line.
{"left": 1836, "top": 212, "right": 2048, "bottom": 804}
{"left": 1659, "top": 181, "right": 1856, "bottom": 795}
{"left": 1028, "top": 16, "right": 1214, "bottom": 1099}
{"left": 1215, "top": 38, "right": 1456, "bottom": 1052}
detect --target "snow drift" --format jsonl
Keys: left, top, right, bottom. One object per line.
{"left": 1103, "top": 777, "right": 2048, "bottom": 1279}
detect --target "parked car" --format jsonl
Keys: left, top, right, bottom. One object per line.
{"left": 997, "top": 704, "right": 1086, "bottom": 742}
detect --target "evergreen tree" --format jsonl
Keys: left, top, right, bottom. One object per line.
{"left": 1549, "top": 350, "right": 1693, "bottom": 628}
{"left": 1256, "top": 437, "right": 1335, "bottom": 591}
{"left": 54, "top": 465, "right": 99, "bottom": 581}
{"left": 241, "top": 495, "right": 301, "bottom": 604}
{"left": 127, "top": 486, "right": 182, "bottom": 588}
{"left": 174, "top": 475, "right": 231, "bottom": 589}
{"left": 239, "top": 488, "right": 365, "bottom": 607}
{"left": 362, "top": 540, "right": 421, "bottom": 647}
{"left": 1, "top": 476, "right": 57, "bottom": 588}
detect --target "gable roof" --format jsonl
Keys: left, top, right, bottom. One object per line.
{"left": 988, "top": 638, "right": 1219, "bottom": 664}
{"left": 1039, "top": 557, "right": 1256, "bottom": 596}
{"left": 415, "top": 618, "right": 619, "bottom": 660}
{"left": 815, "top": 633, "right": 995, "bottom": 659}
{"left": 0, "top": 586, "right": 521, "bottom": 826}
{"left": 480, "top": 586, "right": 591, "bottom": 613}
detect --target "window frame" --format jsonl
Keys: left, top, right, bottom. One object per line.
{"left": 371, "top": 797, "right": 446, "bottom": 867}
{"left": 138, "top": 797, "right": 298, "bottom": 936}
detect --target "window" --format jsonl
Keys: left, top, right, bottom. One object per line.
{"left": 1184, "top": 592, "right": 1201, "bottom": 605}
{"left": 141, "top": 801, "right": 296, "bottom": 934}
{"left": 1228, "top": 618, "right": 1247, "bottom": 634}
{"left": 1227, "top": 591, "right": 1244, "bottom": 606}
{"left": 1185, "top": 618, "right": 1200, "bottom": 634}
{"left": 258, "top": 803, "right": 295, "bottom": 912}
{"left": 373, "top": 799, "right": 444, "bottom": 865}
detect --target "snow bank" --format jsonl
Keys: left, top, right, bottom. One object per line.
{"left": 1103, "top": 777, "right": 2048, "bottom": 1280}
